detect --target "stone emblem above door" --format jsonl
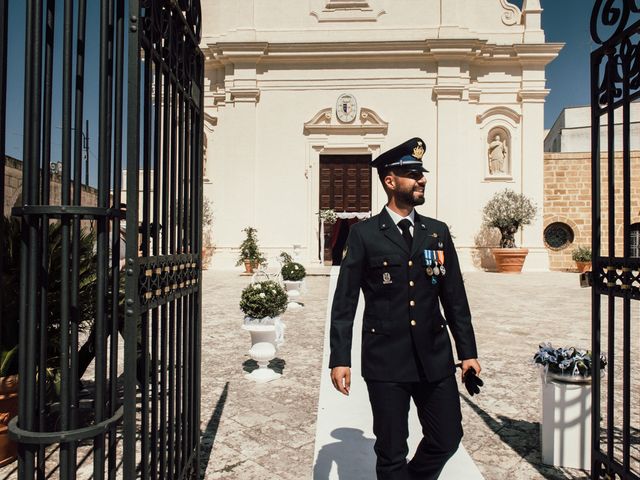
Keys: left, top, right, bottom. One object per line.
{"left": 304, "top": 105, "right": 388, "bottom": 135}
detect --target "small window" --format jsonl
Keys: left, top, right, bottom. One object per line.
{"left": 630, "top": 223, "right": 640, "bottom": 258}
{"left": 544, "top": 222, "right": 574, "bottom": 250}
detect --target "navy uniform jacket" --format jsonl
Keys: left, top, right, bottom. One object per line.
{"left": 329, "top": 208, "right": 478, "bottom": 383}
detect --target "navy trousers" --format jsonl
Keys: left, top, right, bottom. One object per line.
{"left": 365, "top": 375, "right": 462, "bottom": 480}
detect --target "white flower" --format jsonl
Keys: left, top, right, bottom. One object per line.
{"left": 294, "top": 265, "right": 298, "bottom": 270}
{"left": 259, "top": 292, "right": 266, "bottom": 298}
{"left": 254, "top": 284, "right": 261, "bottom": 289}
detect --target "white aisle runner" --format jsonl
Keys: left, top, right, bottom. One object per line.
{"left": 312, "top": 267, "right": 485, "bottom": 480}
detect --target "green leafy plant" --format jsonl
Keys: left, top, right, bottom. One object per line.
{"left": 236, "top": 227, "right": 266, "bottom": 267}
{"left": 281, "top": 262, "right": 306, "bottom": 282}
{"left": 240, "top": 281, "right": 288, "bottom": 319}
{"left": 482, "top": 189, "right": 537, "bottom": 248}
{"left": 0, "top": 346, "right": 18, "bottom": 378}
{"left": 571, "top": 245, "right": 592, "bottom": 262}
{"left": 1, "top": 216, "right": 97, "bottom": 377}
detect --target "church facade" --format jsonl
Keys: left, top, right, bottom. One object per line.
{"left": 200, "top": 0, "right": 561, "bottom": 270}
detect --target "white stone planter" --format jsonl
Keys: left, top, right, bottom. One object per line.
{"left": 283, "top": 280, "right": 303, "bottom": 298}
{"left": 540, "top": 373, "right": 592, "bottom": 470}
{"left": 242, "top": 316, "right": 285, "bottom": 382}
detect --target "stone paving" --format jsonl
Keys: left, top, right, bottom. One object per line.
{"left": 199, "top": 269, "right": 635, "bottom": 479}
{"left": 1, "top": 269, "right": 629, "bottom": 479}
{"left": 199, "top": 270, "right": 329, "bottom": 479}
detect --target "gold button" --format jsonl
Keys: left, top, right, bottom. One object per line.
{"left": 410, "top": 320, "right": 416, "bottom": 326}
{"left": 410, "top": 300, "right": 415, "bottom": 307}
{"left": 409, "top": 281, "right": 415, "bottom": 287}
{"left": 383, "top": 261, "right": 388, "bottom": 266}
{"left": 371, "top": 328, "right": 376, "bottom": 333}
{"left": 408, "top": 260, "right": 413, "bottom": 267}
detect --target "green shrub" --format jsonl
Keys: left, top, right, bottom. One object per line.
{"left": 571, "top": 245, "right": 592, "bottom": 262}
{"left": 281, "top": 262, "right": 306, "bottom": 281}
{"left": 236, "top": 227, "right": 266, "bottom": 267}
{"left": 240, "top": 281, "right": 288, "bottom": 319}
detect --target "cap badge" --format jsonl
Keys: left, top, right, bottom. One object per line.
{"left": 413, "top": 141, "right": 425, "bottom": 160}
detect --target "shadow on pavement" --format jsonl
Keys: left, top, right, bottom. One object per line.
{"left": 313, "top": 428, "right": 376, "bottom": 480}
{"left": 460, "top": 393, "right": 585, "bottom": 480}
{"left": 242, "top": 357, "right": 286, "bottom": 375}
{"left": 199, "top": 382, "right": 229, "bottom": 479}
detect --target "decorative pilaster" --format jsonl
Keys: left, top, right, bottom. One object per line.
{"left": 522, "top": 0, "right": 544, "bottom": 44}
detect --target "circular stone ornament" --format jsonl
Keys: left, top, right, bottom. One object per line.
{"left": 336, "top": 93, "right": 357, "bottom": 123}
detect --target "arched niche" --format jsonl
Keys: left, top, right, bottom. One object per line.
{"left": 486, "top": 126, "right": 511, "bottom": 178}
{"left": 477, "top": 106, "right": 520, "bottom": 181}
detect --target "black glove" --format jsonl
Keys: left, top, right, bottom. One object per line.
{"left": 462, "top": 366, "right": 483, "bottom": 396}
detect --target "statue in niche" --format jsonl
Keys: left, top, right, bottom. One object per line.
{"left": 488, "top": 133, "right": 508, "bottom": 175}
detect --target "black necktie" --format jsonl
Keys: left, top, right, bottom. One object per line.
{"left": 398, "top": 219, "right": 413, "bottom": 249}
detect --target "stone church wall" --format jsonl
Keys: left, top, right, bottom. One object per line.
{"left": 544, "top": 151, "right": 640, "bottom": 271}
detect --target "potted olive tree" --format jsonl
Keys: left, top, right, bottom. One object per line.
{"left": 571, "top": 246, "right": 592, "bottom": 273}
{"left": 482, "top": 189, "right": 537, "bottom": 273}
{"left": 236, "top": 227, "right": 266, "bottom": 274}
{"left": 240, "top": 280, "right": 288, "bottom": 382}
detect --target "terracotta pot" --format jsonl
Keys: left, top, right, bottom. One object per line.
{"left": 243, "top": 259, "right": 258, "bottom": 273}
{"left": 0, "top": 375, "right": 18, "bottom": 467}
{"left": 491, "top": 248, "right": 529, "bottom": 273}
{"left": 575, "top": 261, "right": 591, "bottom": 273}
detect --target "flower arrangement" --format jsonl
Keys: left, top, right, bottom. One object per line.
{"left": 571, "top": 245, "right": 592, "bottom": 262}
{"left": 533, "top": 342, "right": 607, "bottom": 380}
{"left": 236, "top": 226, "right": 266, "bottom": 267}
{"left": 319, "top": 209, "right": 338, "bottom": 225}
{"left": 240, "top": 280, "right": 288, "bottom": 320}
{"left": 482, "top": 189, "right": 537, "bottom": 248}
{"left": 281, "top": 262, "right": 306, "bottom": 282}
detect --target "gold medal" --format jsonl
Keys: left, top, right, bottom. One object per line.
{"left": 426, "top": 266, "right": 433, "bottom": 276}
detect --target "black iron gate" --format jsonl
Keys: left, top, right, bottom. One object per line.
{"left": 590, "top": 1, "right": 640, "bottom": 479}
{"left": 1, "top": 0, "right": 203, "bottom": 478}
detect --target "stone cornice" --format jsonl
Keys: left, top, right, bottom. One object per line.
{"left": 204, "top": 40, "right": 563, "bottom": 68}
{"left": 432, "top": 85, "right": 465, "bottom": 101}
{"left": 229, "top": 88, "right": 261, "bottom": 103}
{"left": 518, "top": 89, "right": 550, "bottom": 103}
{"left": 513, "top": 43, "right": 564, "bottom": 65}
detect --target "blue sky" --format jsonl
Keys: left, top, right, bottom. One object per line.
{"left": 4, "top": 0, "right": 595, "bottom": 179}
{"left": 537, "top": 0, "right": 596, "bottom": 129}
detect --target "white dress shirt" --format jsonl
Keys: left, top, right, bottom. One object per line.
{"left": 385, "top": 206, "right": 415, "bottom": 237}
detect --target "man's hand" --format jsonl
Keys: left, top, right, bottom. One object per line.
{"left": 331, "top": 366, "right": 351, "bottom": 395}
{"left": 461, "top": 358, "right": 481, "bottom": 381}
{"left": 460, "top": 359, "right": 483, "bottom": 396}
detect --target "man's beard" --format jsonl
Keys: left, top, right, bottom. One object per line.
{"left": 397, "top": 187, "right": 425, "bottom": 206}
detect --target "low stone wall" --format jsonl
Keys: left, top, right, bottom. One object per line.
{"left": 3, "top": 156, "right": 99, "bottom": 217}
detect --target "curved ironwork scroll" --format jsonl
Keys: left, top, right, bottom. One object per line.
{"left": 591, "top": 1, "right": 640, "bottom": 111}
{"left": 591, "top": 0, "right": 640, "bottom": 45}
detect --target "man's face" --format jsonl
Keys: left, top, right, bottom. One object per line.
{"left": 388, "top": 169, "right": 426, "bottom": 206}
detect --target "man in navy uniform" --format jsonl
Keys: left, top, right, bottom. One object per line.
{"left": 329, "top": 138, "right": 481, "bottom": 480}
